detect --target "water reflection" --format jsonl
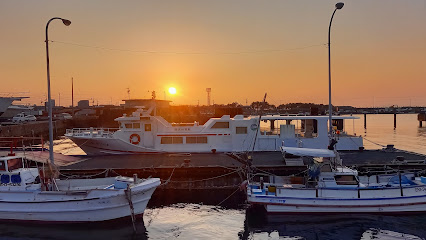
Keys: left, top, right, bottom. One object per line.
{"left": 0, "top": 219, "right": 148, "bottom": 240}
{"left": 417, "top": 127, "right": 426, "bottom": 138}
{"left": 1, "top": 204, "right": 426, "bottom": 239}
{"left": 243, "top": 207, "right": 426, "bottom": 240}
{"left": 361, "top": 228, "right": 423, "bottom": 240}
{"left": 144, "top": 204, "right": 245, "bottom": 240}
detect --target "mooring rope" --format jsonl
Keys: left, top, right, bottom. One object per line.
{"left": 216, "top": 187, "right": 241, "bottom": 207}
{"left": 166, "top": 168, "right": 243, "bottom": 183}
{"left": 363, "top": 137, "right": 387, "bottom": 148}
{"left": 159, "top": 166, "right": 177, "bottom": 186}
{"left": 124, "top": 185, "right": 137, "bottom": 233}
{"left": 59, "top": 168, "right": 110, "bottom": 179}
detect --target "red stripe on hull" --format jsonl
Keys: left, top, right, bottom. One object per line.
{"left": 157, "top": 134, "right": 220, "bottom": 137}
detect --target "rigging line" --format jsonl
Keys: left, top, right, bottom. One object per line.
{"left": 49, "top": 40, "right": 326, "bottom": 55}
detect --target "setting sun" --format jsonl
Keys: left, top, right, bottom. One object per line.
{"left": 168, "top": 87, "right": 177, "bottom": 95}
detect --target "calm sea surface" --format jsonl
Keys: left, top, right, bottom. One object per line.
{"left": 1, "top": 114, "right": 426, "bottom": 240}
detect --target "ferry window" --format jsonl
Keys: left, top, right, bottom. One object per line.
{"left": 161, "top": 137, "right": 173, "bottom": 144}
{"left": 161, "top": 137, "right": 183, "bottom": 144}
{"left": 133, "top": 123, "right": 141, "bottom": 129}
{"left": 173, "top": 137, "right": 183, "bottom": 144}
{"left": 211, "top": 122, "right": 229, "bottom": 129}
{"left": 125, "top": 123, "right": 132, "bottom": 129}
{"left": 145, "top": 124, "right": 151, "bottom": 132}
{"left": 0, "top": 161, "right": 5, "bottom": 171}
{"left": 186, "top": 136, "right": 207, "bottom": 144}
{"left": 197, "top": 136, "right": 207, "bottom": 143}
{"left": 236, "top": 127, "right": 247, "bottom": 134}
{"left": 335, "top": 175, "right": 358, "bottom": 185}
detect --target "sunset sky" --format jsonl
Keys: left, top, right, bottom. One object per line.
{"left": 1, "top": 0, "right": 425, "bottom": 107}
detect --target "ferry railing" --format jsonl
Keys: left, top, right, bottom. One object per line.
{"left": 249, "top": 171, "right": 421, "bottom": 200}
{"left": 66, "top": 128, "right": 119, "bottom": 137}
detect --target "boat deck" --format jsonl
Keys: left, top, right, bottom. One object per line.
{"left": 61, "top": 153, "right": 244, "bottom": 169}
{"left": 2, "top": 149, "right": 424, "bottom": 169}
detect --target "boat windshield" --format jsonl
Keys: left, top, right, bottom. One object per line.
{"left": 7, "top": 158, "right": 23, "bottom": 171}
{"left": 0, "top": 161, "right": 5, "bottom": 171}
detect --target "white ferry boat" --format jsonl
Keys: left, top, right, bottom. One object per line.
{"left": 65, "top": 105, "right": 363, "bottom": 155}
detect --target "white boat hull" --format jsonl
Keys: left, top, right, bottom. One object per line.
{"left": 0, "top": 178, "right": 160, "bottom": 222}
{"left": 69, "top": 137, "right": 162, "bottom": 155}
{"left": 248, "top": 186, "right": 426, "bottom": 214}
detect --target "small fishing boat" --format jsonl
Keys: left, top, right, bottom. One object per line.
{"left": 0, "top": 154, "right": 160, "bottom": 222}
{"left": 247, "top": 147, "right": 426, "bottom": 214}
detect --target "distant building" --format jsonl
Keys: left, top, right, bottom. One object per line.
{"left": 78, "top": 100, "right": 90, "bottom": 109}
{"left": 75, "top": 108, "right": 96, "bottom": 116}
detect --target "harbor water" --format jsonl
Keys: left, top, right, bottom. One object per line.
{"left": 1, "top": 114, "right": 426, "bottom": 240}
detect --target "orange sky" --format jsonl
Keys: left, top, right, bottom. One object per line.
{"left": 1, "top": 0, "right": 425, "bottom": 107}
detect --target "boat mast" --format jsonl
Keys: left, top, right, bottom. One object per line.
{"left": 72, "top": 77, "right": 74, "bottom": 117}
{"left": 251, "top": 93, "right": 267, "bottom": 154}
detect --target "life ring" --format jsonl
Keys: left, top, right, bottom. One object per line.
{"left": 129, "top": 134, "right": 141, "bottom": 145}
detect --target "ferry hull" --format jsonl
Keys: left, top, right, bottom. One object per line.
{"left": 68, "top": 137, "right": 162, "bottom": 155}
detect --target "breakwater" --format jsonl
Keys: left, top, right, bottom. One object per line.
{"left": 0, "top": 120, "right": 70, "bottom": 141}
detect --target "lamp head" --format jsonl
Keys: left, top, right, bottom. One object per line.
{"left": 335, "top": 2, "right": 344, "bottom": 9}
{"left": 62, "top": 19, "right": 71, "bottom": 26}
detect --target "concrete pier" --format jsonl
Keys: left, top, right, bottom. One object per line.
{"left": 418, "top": 113, "right": 426, "bottom": 127}
{"left": 394, "top": 113, "right": 397, "bottom": 129}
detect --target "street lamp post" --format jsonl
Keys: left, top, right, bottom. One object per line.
{"left": 328, "top": 2, "right": 344, "bottom": 146}
{"left": 45, "top": 17, "right": 71, "bottom": 164}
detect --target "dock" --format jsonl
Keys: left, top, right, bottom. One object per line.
{"left": 3, "top": 147, "right": 425, "bottom": 207}
{"left": 55, "top": 149, "right": 426, "bottom": 206}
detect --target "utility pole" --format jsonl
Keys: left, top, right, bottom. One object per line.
{"left": 72, "top": 77, "right": 74, "bottom": 116}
